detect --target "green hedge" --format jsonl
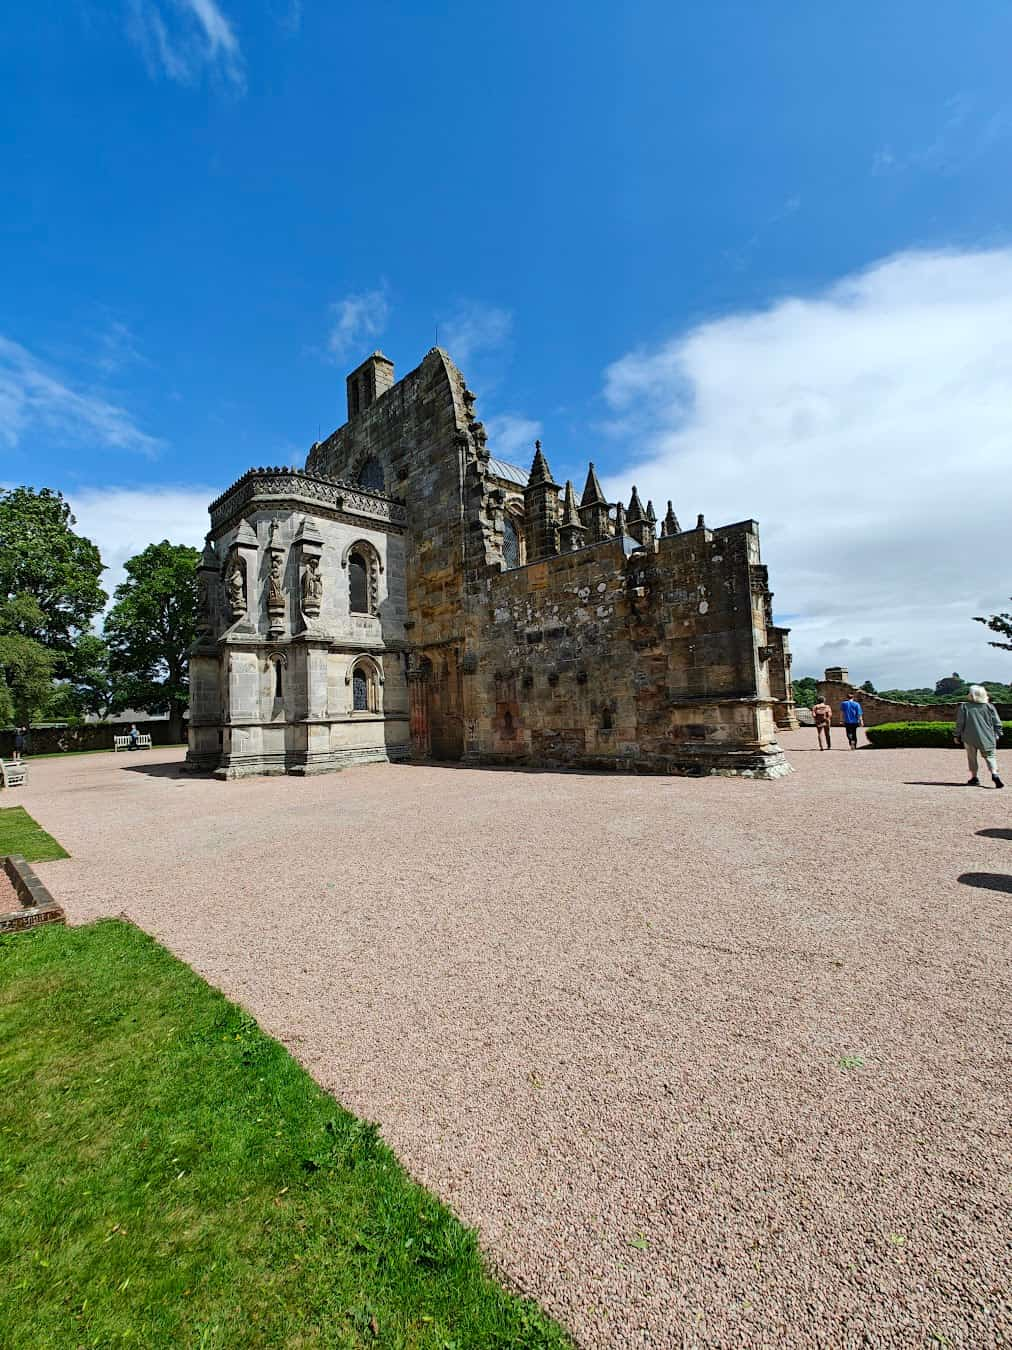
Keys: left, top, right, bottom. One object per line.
{"left": 865, "top": 720, "right": 1012, "bottom": 748}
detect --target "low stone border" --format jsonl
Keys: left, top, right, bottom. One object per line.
{"left": 0, "top": 855, "right": 65, "bottom": 934}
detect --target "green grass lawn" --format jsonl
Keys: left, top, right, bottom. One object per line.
{"left": 0, "top": 921, "right": 569, "bottom": 1349}
{"left": 0, "top": 805, "right": 69, "bottom": 861}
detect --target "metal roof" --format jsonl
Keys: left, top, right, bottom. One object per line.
{"left": 486, "top": 456, "right": 529, "bottom": 487}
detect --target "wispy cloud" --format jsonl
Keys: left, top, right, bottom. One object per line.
{"left": 484, "top": 413, "right": 542, "bottom": 464}
{"left": 600, "top": 248, "right": 1012, "bottom": 688}
{"left": 872, "top": 92, "right": 1012, "bottom": 176}
{"left": 326, "top": 288, "right": 390, "bottom": 363}
{"left": 438, "top": 302, "right": 512, "bottom": 367}
{"left": 0, "top": 336, "right": 160, "bottom": 457}
{"left": 127, "top": 0, "right": 244, "bottom": 90}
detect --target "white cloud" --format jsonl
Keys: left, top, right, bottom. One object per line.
{"left": 439, "top": 302, "right": 512, "bottom": 368}
{"left": 68, "top": 486, "right": 217, "bottom": 602}
{"left": 0, "top": 336, "right": 160, "bottom": 457}
{"left": 600, "top": 248, "right": 1012, "bottom": 688}
{"left": 127, "top": 0, "right": 244, "bottom": 90}
{"left": 326, "top": 289, "right": 390, "bottom": 364}
{"left": 484, "top": 413, "right": 542, "bottom": 464}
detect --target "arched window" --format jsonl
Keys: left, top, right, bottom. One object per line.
{"left": 274, "top": 659, "right": 284, "bottom": 699}
{"left": 357, "top": 456, "right": 385, "bottom": 492}
{"left": 502, "top": 514, "right": 521, "bottom": 569}
{"left": 348, "top": 552, "right": 369, "bottom": 613}
{"left": 349, "top": 658, "right": 381, "bottom": 714}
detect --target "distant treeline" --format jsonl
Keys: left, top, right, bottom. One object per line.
{"left": 791, "top": 674, "right": 1012, "bottom": 709}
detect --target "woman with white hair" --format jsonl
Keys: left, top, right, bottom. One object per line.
{"left": 955, "top": 686, "right": 1004, "bottom": 788}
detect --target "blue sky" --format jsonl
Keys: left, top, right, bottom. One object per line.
{"left": 3, "top": 1, "right": 1012, "bottom": 684}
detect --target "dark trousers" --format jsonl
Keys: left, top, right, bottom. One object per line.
{"left": 845, "top": 723, "right": 859, "bottom": 747}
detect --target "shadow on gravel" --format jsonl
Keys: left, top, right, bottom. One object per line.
{"left": 119, "top": 761, "right": 187, "bottom": 779}
{"left": 958, "top": 871, "right": 1012, "bottom": 894}
{"left": 904, "top": 781, "right": 969, "bottom": 788}
{"left": 978, "top": 828, "right": 1012, "bottom": 841}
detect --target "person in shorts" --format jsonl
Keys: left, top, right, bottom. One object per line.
{"left": 812, "top": 698, "right": 833, "bottom": 750}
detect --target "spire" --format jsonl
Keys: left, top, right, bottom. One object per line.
{"left": 613, "top": 501, "right": 627, "bottom": 535}
{"left": 528, "top": 439, "right": 556, "bottom": 487}
{"left": 558, "top": 480, "right": 587, "bottom": 552}
{"left": 696, "top": 512, "right": 706, "bottom": 530}
{"left": 662, "top": 501, "right": 681, "bottom": 536}
{"left": 645, "top": 500, "right": 657, "bottom": 525}
{"left": 580, "top": 461, "right": 607, "bottom": 507}
{"left": 627, "top": 485, "right": 645, "bottom": 522}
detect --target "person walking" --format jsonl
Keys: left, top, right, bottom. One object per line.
{"left": 13, "top": 726, "right": 26, "bottom": 759}
{"left": 956, "top": 686, "right": 1004, "bottom": 788}
{"left": 840, "top": 694, "right": 864, "bottom": 749}
{"left": 812, "top": 698, "right": 833, "bottom": 750}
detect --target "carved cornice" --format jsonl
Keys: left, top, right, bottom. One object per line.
{"left": 208, "top": 467, "right": 407, "bottom": 533}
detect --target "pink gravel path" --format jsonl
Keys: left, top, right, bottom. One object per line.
{"left": 15, "top": 735, "right": 1012, "bottom": 1347}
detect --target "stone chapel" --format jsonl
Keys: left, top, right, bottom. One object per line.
{"left": 186, "top": 347, "right": 796, "bottom": 779}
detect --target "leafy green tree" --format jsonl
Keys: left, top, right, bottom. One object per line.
{"left": 974, "top": 600, "right": 1012, "bottom": 653}
{"left": 105, "top": 542, "right": 198, "bottom": 742}
{"left": 860, "top": 679, "right": 876, "bottom": 694}
{"left": 64, "top": 634, "right": 124, "bottom": 721}
{"left": 0, "top": 488, "right": 106, "bottom": 667}
{"left": 0, "top": 634, "right": 56, "bottom": 726}
{"left": 791, "top": 676, "right": 819, "bottom": 708}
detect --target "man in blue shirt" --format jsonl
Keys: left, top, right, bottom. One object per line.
{"left": 840, "top": 696, "right": 863, "bottom": 749}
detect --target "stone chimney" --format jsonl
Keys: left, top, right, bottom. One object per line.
{"left": 346, "top": 352, "right": 395, "bottom": 420}
{"left": 823, "top": 666, "right": 850, "bottom": 684}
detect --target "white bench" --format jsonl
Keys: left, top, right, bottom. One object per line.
{"left": 1, "top": 758, "right": 28, "bottom": 788}
{"left": 114, "top": 734, "right": 153, "bottom": 752}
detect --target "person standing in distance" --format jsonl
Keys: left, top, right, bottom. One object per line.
{"left": 812, "top": 697, "right": 833, "bottom": 750}
{"left": 956, "top": 685, "right": 1004, "bottom": 788}
{"left": 840, "top": 693, "right": 864, "bottom": 749}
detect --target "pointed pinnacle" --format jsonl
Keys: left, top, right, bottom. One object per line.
{"left": 527, "top": 438, "right": 556, "bottom": 486}
{"left": 614, "top": 501, "right": 627, "bottom": 534}
{"left": 645, "top": 499, "right": 657, "bottom": 524}
{"left": 663, "top": 501, "right": 681, "bottom": 535}
{"left": 561, "top": 480, "right": 582, "bottom": 527}
{"left": 580, "top": 461, "right": 607, "bottom": 507}
{"left": 627, "top": 485, "right": 645, "bottom": 521}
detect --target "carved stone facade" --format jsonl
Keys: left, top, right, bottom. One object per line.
{"left": 189, "top": 346, "right": 793, "bottom": 779}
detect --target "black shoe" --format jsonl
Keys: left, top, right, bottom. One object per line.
{"left": 967, "top": 777, "right": 980, "bottom": 786}
{"left": 994, "top": 775, "right": 1004, "bottom": 789}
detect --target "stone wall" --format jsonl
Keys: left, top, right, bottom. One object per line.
{"left": 0, "top": 719, "right": 181, "bottom": 758}
{"left": 818, "top": 669, "right": 1012, "bottom": 725}
{"left": 468, "top": 522, "right": 787, "bottom": 776}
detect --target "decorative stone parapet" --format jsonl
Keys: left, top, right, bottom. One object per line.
{"left": 0, "top": 854, "right": 65, "bottom": 934}
{"left": 209, "top": 467, "right": 407, "bottom": 533}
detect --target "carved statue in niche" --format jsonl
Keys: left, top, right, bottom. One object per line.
{"left": 268, "top": 551, "right": 284, "bottom": 607}
{"left": 226, "top": 555, "right": 246, "bottom": 620}
{"left": 301, "top": 555, "right": 323, "bottom": 615}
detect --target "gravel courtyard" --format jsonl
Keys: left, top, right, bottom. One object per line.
{"left": 18, "top": 735, "right": 1011, "bottom": 1347}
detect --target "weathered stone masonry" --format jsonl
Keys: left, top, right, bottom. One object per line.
{"left": 190, "top": 346, "right": 794, "bottom": 777}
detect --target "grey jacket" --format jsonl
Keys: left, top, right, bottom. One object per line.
{"left": 956, "top": 700, "right": 1003, "bottom": 751}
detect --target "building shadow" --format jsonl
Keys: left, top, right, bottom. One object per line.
{"left": 119, "top": 761, "right": 188, "bottom": 779}
{"left": 978, "top": 827, "right": 1012, "bottom": 841}
{"left": 958, "top": 872, "right": 1012, "bottom": 894}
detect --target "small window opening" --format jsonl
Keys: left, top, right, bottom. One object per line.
{"left": 274, "top": 661, "right": 283, "bottom": 699}
{"left": 353, "top": 668, "right": 369, "bottom": 711}
{"left": 502, "top": 515, "right": 521, "bottom": 569}
{"left": 349, "top": 380, "right": 361, "bottom": 416}
{"left": 601, "top": 706, "right": 613, "bottom": 731}
{"left": 349, "top": 553, "right": 369, "bottom": 613}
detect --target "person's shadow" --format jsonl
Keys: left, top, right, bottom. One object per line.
{"left": 958, "top": 872, "right": 1012, "bottom": 894}
{"left": 977, "top": 827, "right": 1012, "bottom": 841}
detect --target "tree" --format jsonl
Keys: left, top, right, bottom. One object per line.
{"left": 104, "top": 542, "right": 198, "bottom": 742}
{"left": 791, "top": 676, "right": 819, "bottom": 708}
{"left": 974, "top": 601, "right": 1012, "bottom": 653}
{"left": 64, "top": 634, "right": 124, "bottom": 721}
{"left": 0, "top": 634, "right": 56, "bottom": 726}
{"left": 0, "top": 487, "right": 106, "bottom": 667}
{"left": 860, "top": 679, "right": 876, "bottom": 694}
